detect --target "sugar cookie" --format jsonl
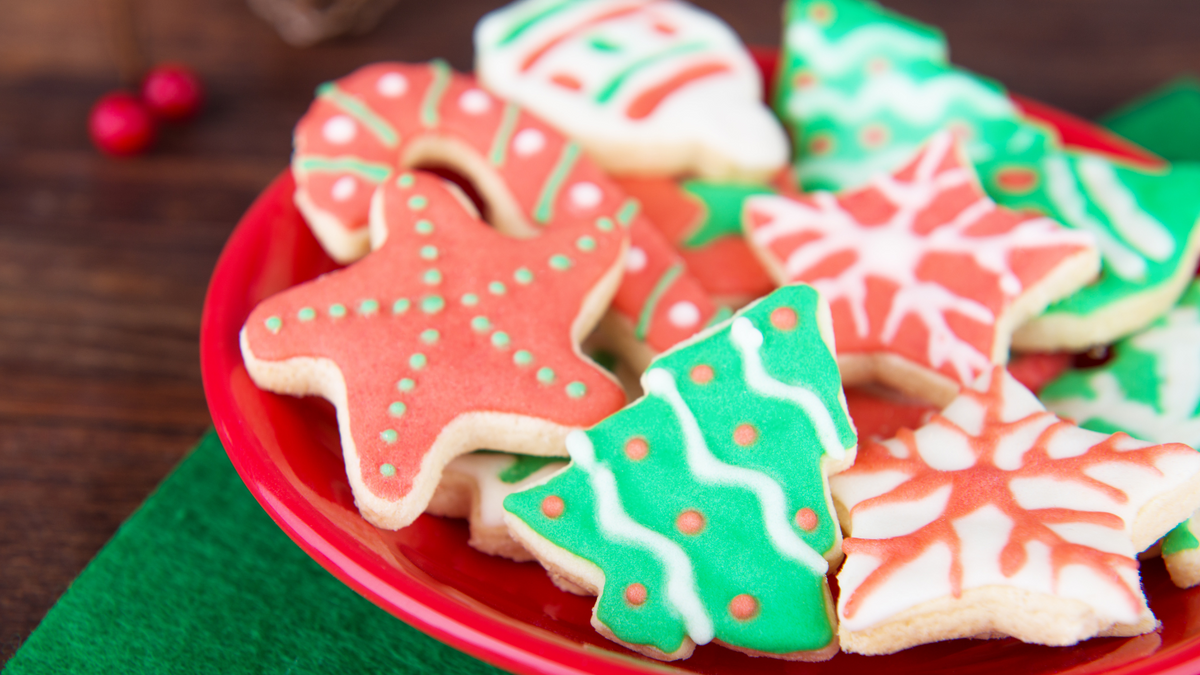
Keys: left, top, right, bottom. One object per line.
{"left": 241, "top": 172, "right": 627, "bottom": 529}
{"left": 504, "top": 284, "right": 857, "bottom": 661}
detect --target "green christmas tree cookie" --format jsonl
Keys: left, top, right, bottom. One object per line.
{"left": 1041, "top": 279, "right": 1200, "bottom": 588}
{"left": 774, "top": 0, "right": 1200, "bottom": 351}
{"left": 504, "top": 284, "right": 857, "bottom": 662}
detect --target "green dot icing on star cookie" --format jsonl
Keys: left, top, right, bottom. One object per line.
{"left": 420, "top": 329, "right": 440, "bottom": 344}
{"left": 409, "top": 353, "right": 427, "bottom": 370}
{"left": 297, "top": 307, "right": 316, "bottom": 322}
{"left": 549, "top": 254, "right": 572, "bottom": 270}
{"left": 491, "top": 331, "right": 511, "bottom": 348}
{"left": 421, "top": 295, "right": 445, "bottom": 314}
{"left": 379, "top": 463, "right": 396, "bottom": 477}
{"left": 392, "top": 298, "right": 411, "bottom": 314}
{"left": 397, "top": 173, "right": 414, "bottom": 188}
{"left": 415, "top": 219, "right": 434, "bottom": 235}
{"left": 537, "top": 367, "right": 556, "bottom": 384}
{"left": 397, "top": 378, "right": 415, "bottom": 392}
{"left": 489, "top": 281, "right": 507, "bottom": 295}
{"left": 358, "top": 299, "right": 379, "bottom": 315}
{"left": 388, "top": 401, "right": 407, "bottom": 417}
{"left": 423, "top": 269, "right": 443, "bottom": 285}
{"left": 566, "top": 381, "right": 587, "bottom": 398}
{"left": 514, "top": 350, "right": 534, "bottom": 366}
{"left": 471, "top": 316, "right": 492, "bottom": 332}
{"left": 596, "top": 217, "right": 615, "bottom": 232}
{"left": 461, "top": 293, "right": 479, "bottom": 306}
{"left": 576, "top": 236, "right": 596, "bottom": 252}
{"left": 514, "top": 267, "right": 534, "bottom": 284}
{"left": 380, "top": 429, "right": 398, "bottom": 443}
{"left": 503, "top": 285, "right": 856, "bottom": 658}
{"left": 329, "top": 303, "right": 347, "bottom": 318}
{"left": 264, "top": 316, "right": 282, "bottom": 333}
{"left": 420, "top": 245, "right": 438, "bottom": 260}
{"left": 408, "top": 195, "right": 428, "bottom": 210}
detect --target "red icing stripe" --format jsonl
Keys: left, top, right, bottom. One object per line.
{"left": 518, "top": 4, "right": 646, "bottom": 73}
{"left": 625, "top": 61, "right": 730, "bottom": 120}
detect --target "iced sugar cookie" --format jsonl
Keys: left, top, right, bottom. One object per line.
{"left": 775, "top": 0, "right": 1200, "bottom": 351}
{"left": 427, "top": 452, "right": 568, "bottom": 561}
{"left": 830, "top": 366, "right": 1200, "bottom": 655}
{"left": 293, "top": 61, "right": 720, "bottom": 358}
{"left": 475, "top": 0, "right": 788, "bottom": 181}
{"left": 241, "top": 172, "right": 627, "bottom": 529}
{"left": 504, "top": 285, "right": 857, "bottom": 661}
{"left": 614, "top": 176, "right": 777, "bottom": 306}
{"left": 1041, "top": 279, "right": 1200, "bottom": 587}
{"left": 744, "top": 132, "right": 1099, "bottom": 405}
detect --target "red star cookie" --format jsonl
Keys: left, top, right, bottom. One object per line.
{"left": 830, "top": 366, "right": 1200, "bottom": 654}
{"left": 744, "top": 132, "right": 1100, "bottom": 405}
{"left": 241, "top": 171, "right": 628, "bottom": 529}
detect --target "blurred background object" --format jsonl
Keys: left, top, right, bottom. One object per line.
{"left": 247, "top": 0, "right": 401, "bottom": 46}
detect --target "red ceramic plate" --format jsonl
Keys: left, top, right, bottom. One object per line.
{"left": 201, "top": 90, "right": 1197, "bottom": 674}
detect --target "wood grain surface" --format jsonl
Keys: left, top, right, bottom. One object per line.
{"left": 2, "top": 0, "right": 1198, "bottom": 664}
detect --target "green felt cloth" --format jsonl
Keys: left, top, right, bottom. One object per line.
{"left": 1102, "top": 76, "right": 1200, "bottom": 162}
{"left": 4, "top": 431, "right": 502, "bottom": 675}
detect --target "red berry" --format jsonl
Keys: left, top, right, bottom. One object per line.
{"left": 89, "top": 91, "right": 156, "bottom": 157}
{"left": 141, "top": 63, "right": 204, "bottom": 122}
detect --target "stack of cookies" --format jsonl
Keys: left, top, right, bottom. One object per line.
{"left": 238, "top": 0, "right": 1200, "bottom": 662}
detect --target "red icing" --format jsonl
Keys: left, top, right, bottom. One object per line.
{"left": 542, "top": 495, "right": 566, "bottom": 519}
{"left": 676, "top": 509, "right": 705, "bottom": 535}
{"left": 550, "top": 73, "right": 583, "bottom": 91}
{"left": 839, "top": 367, "right": 1195, "bottom": 621}
{"left": 624, "top": 436, "right": 649, "bottom": 461}
{"left": 733, "top": 424, "right": 758, "bottom": 447}
{"left": 689, "top": 364, "right": 714, "bottom": 384}
{"left": 795, "top": 507, "right": 819, "bottom": 532}
{"left": 293, "top": 62, "right": 716, "bottom": 354}
{"left": 844, "top": 386, "right": 936, "bottom": 442}
{"left": 770, "top": 306, "right": 798, "bottom": 330}
{"left": 995, "top": 166, "right": 1040, "bottom": 194}
{"left": 244, "top": 174, "right": 627, "bottom": 505}
{"left": 745, "top": 134, "right": 1095, "bottom": 387}
{"left": 625, "top": 62, "right": 731, "bottom": 120}
{"left": 624, "top": 583, "right": 648, "bottom": 606}
{"left": 517, "top": 4, "right": 645, "bottom": 73}
{"left": 729, "top": 594, "right": 759, "bottom": 621}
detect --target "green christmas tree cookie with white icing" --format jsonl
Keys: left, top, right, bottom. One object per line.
{"left": 504, "top": 284, "right": 857, "bottom": 662}
{"left": 774, "top": 0, "right": 1200, "bottom": 351}
{"left": 1041, "top": 279, "right": 1200, "bottom": 588}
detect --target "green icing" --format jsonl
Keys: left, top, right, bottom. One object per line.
{"left": 1101, "top": 77, "right": 1200, "bottom": 163}
{"left": 499, "top": 455, "right": 562, "bottom": 484}
{"left": 678, "top": 181, "right": 774, "bottom": 249}
{"left": 495, "top": 0, "right": 573, "bottom": 47}
{"left": 315, "top": 83, "right": 399, "bottom": 148}
{"left": 595, "top": 42, "right": 707, "bottom": 104}
{"left": 504, "top": 285, "right": 855, "bottom": 656}
{"left": 488, "top": 102, "right": 522, "bottom": 168}
{"left": 533, "top": 143, "right": 581, "bottom": 225}
{"left": 421, "top": 59, "right": 451, "bottom": 128}
{"left": 634, "top": 262, "right": 683, "bottom": 341}
{"left": 1163, "top": 519, "right": 1200, "bottom": 556}
{"left": 294, "top": 157, "right": 392, "bottom": 183}
{"left": 776, "top": 0, "right": 1200, "bottom": 319}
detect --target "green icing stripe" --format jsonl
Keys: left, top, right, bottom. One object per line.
{"left": 496, "top": 0, "right": 573, "bottom": 46}
{"left": 634, "top": 262, "right": 684, "bottom": 341}
{"left": 317, "top": 83, "right": 399, "bottom": 148}
{"left": 533, "top": 142, "right": 581, "bottom": 225}
{"left": 499, "top": 455, "right": 562, "bottom": 484}
{"left": 421, "top": 59, "right": 452, "bottom": 128}
{"left": 1164, "top": 519, "right": 1200, "bottom": 556}
{"left": 488, "top": 102, "right": 522, "bottom": 167}
{"left": 616, "top": 198, "right": 640, "bottom": 227}
{"left": 595, "top": 42, "right": 708, "bottom": 104}
{"left": 294, "top": 157, "right": 393, "bottom": 183}
{"left": 680, "top": 181, "right": 774, "bottom": 249}
{"left": 704, "top": 306, "right": 734, "bottom": 328}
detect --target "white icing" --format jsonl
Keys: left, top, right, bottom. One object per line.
{"left": 625, "top": 246, "right": 648, "bottom": 272}
{"left": 376, "top": 72, "right": 409, "bottom": 98}
{"left": 443, "top": 452, "right": 567, "bottom": 527}
{"left": 785, "top": 70, "right": 1013, "bottom": 127}
{"left": 666, "top": 301, "right": 700, "bottom": 328}
{"left": 512, "top": 128, "right": 546, "bottom": 156}
{"left": 852, "top": 484, "right": 951, "bottom": 539}
{"left": 322, "top": 115, "right": 357, "bottom": 144}
{"left": 940, "top": 395, "right": 985, "bottom": 436}
{"left": 729, "top": 317, "right": 848, "bottom": 462}
{"left": 912, "top": 423, "right": 975, "bottom": 471}
{"left": 568, "top": 181, "right": 603, "bottom": 209}
{"left": 784, "top": 21, "right": 945, "bottom": 78}
{"left": 567, "top": 430, "right": 715, "bottom": 644}
{"left": 1077, "top": 155, "right": 1175, "bottom": 262}
{"left": 1057, "top": 564, "right": 1142, "bottom": 625}
{"left": 642, "top": 368, "right": 829, "bottom": 574}
{"left": 458, "top": 88, "right": 493, "bottom": 115}
{"left": 991, "top": 413, "right": 1057, "bottom": 471}
{"left": 830, "top": 468, "right": 913, "bottom": 512}
{"left": 838, "top": 542, "right": 954, "bottom": 632}
{"left": 331, "top": 175, "right": 357, "bottom": 202}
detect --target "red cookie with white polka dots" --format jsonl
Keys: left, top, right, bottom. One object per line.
{"left": 241, "top": 171, "right": 628, "bottom": 529}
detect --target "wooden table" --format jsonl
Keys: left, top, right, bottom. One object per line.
{"left": 2, "top": 0, "right": 1198, "bottom": 664}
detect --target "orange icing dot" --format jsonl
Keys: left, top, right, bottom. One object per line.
{"left": 733, "top": 423, "right": 758, "bottom": 447}
{"left": 550, "top": 73, "right": 583, "bottom": 91}
{"left": 624, "top": 583, "right": 648, "bottom": 606}
{"left": 624, "top": 437, "right": 649, "bottom": 461}
{"left": 676, "top": 509, "right": 705, "bottom": 535}
{"left": 541, "top": 495, "right": 565, "bottom": 519}
{"left": 995, "top": 166, "right": 1040, "bottom": 195}
{"left": 690, "top": 364, "right": 714, "bottom": 384}
{"left": 860, "top": 123, "right": 890, "bottom": 148}
{"left": 770, "top": 306, "right": 798, "bottom": 330}
{"left": 729, "top": 594, "right": 759, "bottom": 621}
{"left": 795, "top": 507, "right": 818, "bottom": 532}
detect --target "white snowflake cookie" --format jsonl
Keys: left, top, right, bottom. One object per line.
{"left": 830, "top": 366, "right": 1200, "bottom": 655}
{"left": 475, "top": 0, "right": 789, "bottom": 181}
